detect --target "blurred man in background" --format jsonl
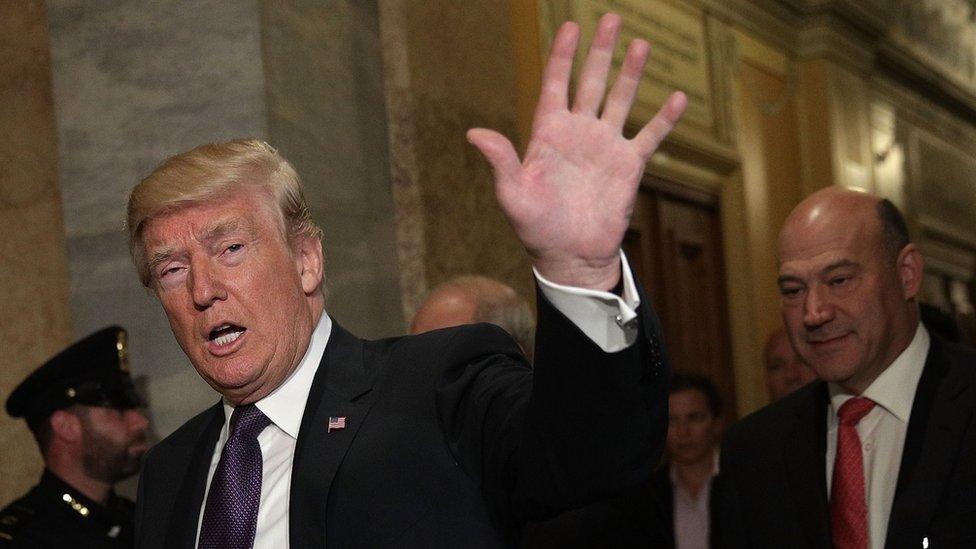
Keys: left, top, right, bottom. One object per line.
{"left": 1, "top": 326, "right": 149, "bottom": 547}
{"left": 664, "top": 373, "right": 722, "bottom": 549}
{"left": 410, "top": 275, "right": 535, "bottom": 361}
{"left": 763, "top": 328, "right": 818, "bottom": 401}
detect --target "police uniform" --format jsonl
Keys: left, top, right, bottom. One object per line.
{"left": 1, "top": 326, "right": 145, "bottom": 547}
{"left": 0, "top": 471, "right": 135, "bottom": 547}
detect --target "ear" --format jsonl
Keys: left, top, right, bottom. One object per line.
{"left": 896, "top": 243, "right": 924, "bottom": 300}
{"left": 292, "top": 235, "right": 325, "bottom": 295}
{"left": 49, "top": 409, "right": 83, "bottom": 444}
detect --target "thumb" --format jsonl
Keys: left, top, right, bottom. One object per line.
{"left": 467, "top": 128, "right": 521, "bottom": 184}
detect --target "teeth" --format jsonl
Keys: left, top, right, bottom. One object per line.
{"left": 213, "top": 330, "right": 243, "bottom": 346}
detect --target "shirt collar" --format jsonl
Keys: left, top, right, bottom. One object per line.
{"left": 668, "top": 449, "right": 720, "bottom": 501}
{"left": 222, "top": 313, "right": 333, "bottom": 439}
{"left": 828, "top": 323, "right": 929, "bottom": 424}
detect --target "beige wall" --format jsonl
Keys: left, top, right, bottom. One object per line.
{"left": 729, "top": 31, "right": 808, "bottom": 412}
{"left": 261, "top": 1, "right": 404, "bottom": 339}
{"left": 380, "top": 0, "right": 535, "bottom": 321}
{"left": 0, "top": 0, "right": 73, "bottom": 505}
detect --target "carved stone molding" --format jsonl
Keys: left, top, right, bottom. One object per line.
{"left": 772, "top": 0, "right": 976, "bottom": 119}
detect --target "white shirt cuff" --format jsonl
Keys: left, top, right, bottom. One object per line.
{"left": 533, "top": 251, "right": 641, "bottom": 353}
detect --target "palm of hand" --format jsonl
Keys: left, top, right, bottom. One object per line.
{"left": 502, "top": 112, "right": 644, "bottom": 268}
{"left": 468, "top": 13, "right": 686, "bottom": 289}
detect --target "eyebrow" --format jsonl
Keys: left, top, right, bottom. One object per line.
{"left": 147, "top": 247, "right": 178, "bottom": 275}
{"left": 777, "top": 259, "right": 859, "bottom": 286}
{"left": 146, "top": 218, "right": 252, "bottom": 275}
{"left": 202, "top": 219, "right": 248, "bottom": 243}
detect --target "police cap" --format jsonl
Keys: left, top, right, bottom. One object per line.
{"left": 6, "top": 326, "right": 145, "bottom": 420}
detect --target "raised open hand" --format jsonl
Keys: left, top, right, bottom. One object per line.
{"left": 467, "top": 13, "right": 686, "bottom": 291}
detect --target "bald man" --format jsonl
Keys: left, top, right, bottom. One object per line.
{"left": 411, "top": 276, "right": 535, "bottom": 362}
{"left": 715, "top": 188, "right": 976, "bottom": 548}
{"left": 763, "top": 329, "right": 817, "bottom": 401}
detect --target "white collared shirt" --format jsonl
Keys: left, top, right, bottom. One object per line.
{"left": 671, "top": 451, "right": 719, "bottom": 549}
{"left": 196, "top": 254, "right": 643, "bottom": 548}
{"left": 196, "top": 314, "right": 333, "bottom": 548}
{"left": 825, "top": 324, "right": 930, "bottom": 549}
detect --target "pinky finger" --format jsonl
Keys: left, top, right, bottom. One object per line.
{"left": 632, "top": 91, "right": 687, "bottom": 158}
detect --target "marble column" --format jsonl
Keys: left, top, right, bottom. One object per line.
{"left": 47, "top": 0, "right": 268, "bottom": 498}
{"left": 378, "top": 0, "right": 535, "bottom": 322}
{"left": 0, "top": 0, "right": 74, "bottom": 505}
{"left": 260, "top": 0, "right": 404, "bottom": 339}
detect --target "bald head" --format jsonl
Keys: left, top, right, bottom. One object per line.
{"left": 778, "top": 187, "right": 909, "bottom": 267}
{"left": 410, "top": 276, "right": 535, "bottom": 362}
{"left": 776, "top": 187, "right": 923, "bottom": 394}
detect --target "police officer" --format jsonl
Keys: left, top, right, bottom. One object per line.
{"left": 1, "top": 326, "right": 149, "bottom": 547}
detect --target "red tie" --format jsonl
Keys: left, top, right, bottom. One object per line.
{"left": 831, "top": 396, "right": 877, "bottom": 549}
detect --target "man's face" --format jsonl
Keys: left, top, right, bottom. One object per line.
{"left": 777, "top": 216, "right": 910, "bottom": 393}
{"left": 765, "top": 333, "right": 818, "bottom": 401}
{"left": 141, "top": 187, "right": 322, "bottom": 404}
{"left": 667, "top": 389, "right": 718, "bottom": 466}
{"left": 78, "top": 406, "right": 149, "bottom": 483}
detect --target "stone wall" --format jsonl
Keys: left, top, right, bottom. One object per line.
{"left": 46, "top": 0, "right": 269, "bottom": 498}
{"left": 0, "top": 0, "right": 74, "bottom": 505}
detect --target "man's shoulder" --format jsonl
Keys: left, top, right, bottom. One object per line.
{"left": 0, "top": 489, "right": 38, "bottom": 545}
{"left": 723, "top": 382, "right": 824, "bottom": 453}
{"left": 146, "top": 402, "right": 221, "bottom": 462}
{"left": 380, "top": 324, "right": 525, "bottom": 367}
{"left": 0, "top": 482, "right": 75, "bottom": 546}
{"left": 938, "top": 338, "right": 976, "bottom": 371}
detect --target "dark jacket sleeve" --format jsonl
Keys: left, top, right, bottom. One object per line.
{"left": 712, "top": 440, "right": 749, "bottom": 549}
{"left": 436, "top": 278, "right": 670, "bottom": 529}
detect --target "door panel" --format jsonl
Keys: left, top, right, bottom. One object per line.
{"left": 628, "top": 179, "right": 737, "bottom": 421}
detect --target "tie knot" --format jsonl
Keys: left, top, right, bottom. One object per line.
{"left": 229, "top": 404, "right": 271, "bottom": 440}
{"left": 837, "top": 396, "right": 876, "bottom": 426}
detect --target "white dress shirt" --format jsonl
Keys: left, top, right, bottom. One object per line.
{"left": 671, "top": 451, "right": 719, "bottom": 549}
{"left": 825, "top": 324, "right": 930, "bottom": 549}
{"left": 196, "top": 313, "right": 333, "bottom": 548}
{"left": 196, "top": 253, "right": 644, "bottom": 548}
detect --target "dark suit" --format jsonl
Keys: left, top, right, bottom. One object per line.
{"left": 714, "top": 336, "right": 976, "bottom": 548}
{"left": 519, "top": 466, "right": 673, "bottom": 548}
{"left": 135, "top": 289, "right": 669, "bottom": 547}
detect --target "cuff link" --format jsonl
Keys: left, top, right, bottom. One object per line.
{"left": 614, "top": 314, "right": 637, "bottom": 329}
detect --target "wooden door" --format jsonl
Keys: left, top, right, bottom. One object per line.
{"left": 625, "top": 178, "right": 737, "bottom": 421}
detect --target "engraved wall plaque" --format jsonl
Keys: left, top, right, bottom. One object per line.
{"left": 543, "top": 0, "right": 713, "bottom": 132}
{"left": 912, "top": 131, "right": 976, "bottom": 246}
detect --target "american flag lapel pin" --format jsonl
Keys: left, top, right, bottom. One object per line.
{"left": 328, "top": 416, "right": 346, "bottom": 432}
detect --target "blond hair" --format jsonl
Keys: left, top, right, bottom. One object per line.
{"left": 127, "top": 138, "right": 323, "bottom": 287}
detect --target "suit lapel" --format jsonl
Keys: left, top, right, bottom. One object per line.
{"left": 885, "top": 338, "right": 972, "bottom": 548}
{"left": 164, "top": 402, "right": 225, "bottom": 549}
{"left": 289, "top": 320, "right": 379, "bottom": 548}
{"left": 784, "top": 382, "right": 832, "bottom": 548}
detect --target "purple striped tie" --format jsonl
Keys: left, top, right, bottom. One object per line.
{"left": 199, "top": 404, "right": 271, "bottom": 549}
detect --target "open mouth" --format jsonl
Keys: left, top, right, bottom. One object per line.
{"left": 209, "top": 324, "right": 247, "bottom": 347}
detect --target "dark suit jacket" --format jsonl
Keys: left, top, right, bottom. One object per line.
{"left": 519, "top": 465, "right": 674, "bottom": 548}
{"left": 135, "top": 288, "right": 669, "bottom": 548}
{"left": 714, "top": 336, "right": 976, "bottom": 549}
